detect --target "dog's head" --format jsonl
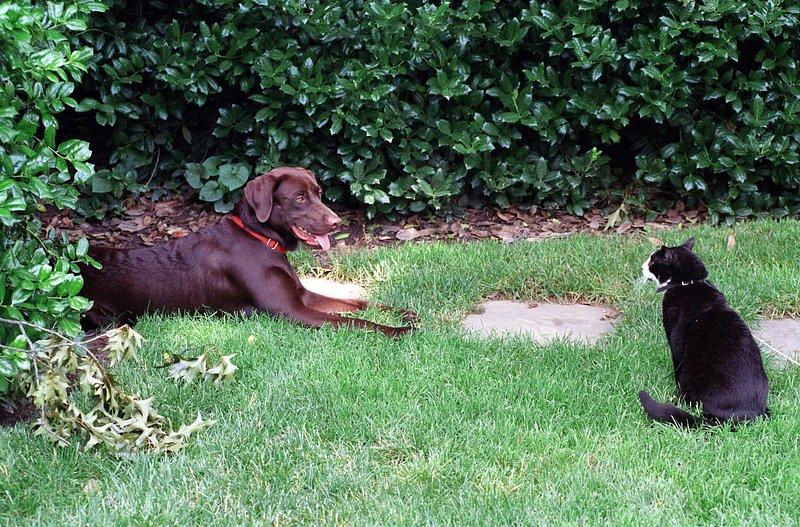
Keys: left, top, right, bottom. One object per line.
{"left": 242, "top": 167, "right": 340, "bottom": 250}
{"left": 642, "top": 238, "right": 708, "bottom": 289}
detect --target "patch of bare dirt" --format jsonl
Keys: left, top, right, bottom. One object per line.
{"left": 0, "top": 398, "right": 35, "bottom": 427}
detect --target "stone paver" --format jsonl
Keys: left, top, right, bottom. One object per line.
{"left": 463, "top": 300, "right": 619, "bottom": 345}
{"left": 300, "top": 277, "right": 365, "bottom": 300}
{"left": 753, "top": 318, "right": 800, "bottom": 365}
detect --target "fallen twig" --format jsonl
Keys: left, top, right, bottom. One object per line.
{"left": 754, "top": 335, "right": 800, "bottom": 367}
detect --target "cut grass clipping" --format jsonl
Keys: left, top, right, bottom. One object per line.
{"left": 2, "top": 219, "right": 800, "bottom": 525}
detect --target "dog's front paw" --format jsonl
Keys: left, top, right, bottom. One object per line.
{"left": 383, "top": 325, "right": 413, "bottom": 338}
{"left": 376, "top": 304, "right": 420, "bottom": 326}
{"left": 398, "top": 308, "right": 420, "bottom": 326}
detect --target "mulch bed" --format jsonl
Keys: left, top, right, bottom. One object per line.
{"left": 46, "top": 188, "right": 708, "bottom": 250}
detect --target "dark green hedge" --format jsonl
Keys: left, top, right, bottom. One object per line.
{"left": 69, "top": 0, "right": 800, "bottom": 221}
{"left": 1, "top": 0, "right": 103, "bottom": 393}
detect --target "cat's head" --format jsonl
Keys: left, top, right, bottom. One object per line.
{"left": 641, "top": 238, "right": 708, "bottom": 289}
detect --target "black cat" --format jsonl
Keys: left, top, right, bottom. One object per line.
{"left": 638, "top": 238, "right": 769, "bottom": 427}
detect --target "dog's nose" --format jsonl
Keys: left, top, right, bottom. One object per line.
{"left": 326, "top": 215, "right": 341, "bottom": 230}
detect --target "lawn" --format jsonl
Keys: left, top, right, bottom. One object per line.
{"left": 2, "top": 220, "right": 800, "bottom": 526}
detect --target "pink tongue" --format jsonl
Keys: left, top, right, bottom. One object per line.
{"left": 315, "top": 234, "right": 331, "bottom": 251}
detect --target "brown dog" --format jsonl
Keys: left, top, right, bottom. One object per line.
{"left": 80, "top": 167, "right": 415, "bottom": 336}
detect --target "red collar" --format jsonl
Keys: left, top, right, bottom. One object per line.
{"left": 228, "top": 215, "right": 287, "bottom": 254}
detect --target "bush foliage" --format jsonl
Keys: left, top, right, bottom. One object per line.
{"left": 0, "top": 0, "right": 103, "bottom": 393}
{"left": 71, "top": 0, "right": 800, "bottom": 220}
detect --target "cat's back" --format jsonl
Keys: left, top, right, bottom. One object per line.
{"left": 664, "top": 284, "right": 750, "bottom": 345}
{"left": 661, "top": 284, "right": 729, "bottom": 339}
{"left": 666, "top": 284, "right": 767, "bottom": 390}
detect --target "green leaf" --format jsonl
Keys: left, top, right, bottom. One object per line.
{"left": 218, "top": 164, "right": 250, "bottom": 190}
{"left": 330, "top": 114, "right": 343, "bottom": 134}
{"left": 76, "top": 237, "right": 89, "bottom": 257}
{"left": 65, "top": 18, "right": 88, "bottom": 31}
{"left": 10, "top": 288, "right": 30, "bottom": 306}
{"left": 58, "top": 139, "right": 92, "bottom": 162}
{"left": 185, "top": 163, "right": 206, "bottom": 189}
{"left": 67, "top": 296, "right": 91, "bottom": 311}
{"left": 0, "top": 358, "right": 15, "bottom": 377}
{"left": 214, "top": 200, "right": 235, "bottom": 213}
{"left": 44, "top": 126, "right": 56, "bottom": 147}
{"left": 499, "top": 112, "right": 519, "bottom": 123}
{"left": 7, "top": 335, "right": 26, "bottom": 350}
{"left": 91, "top": 174, "right": 114, "bottom": 193}
{"left": 63, "top": 276, "right": 84, "bottom": 297}
{"left": 57, "top": 317, "right": 82, "bottom": 337}
{"left": 199, "top": 181, "right": 224, "bottom": 202}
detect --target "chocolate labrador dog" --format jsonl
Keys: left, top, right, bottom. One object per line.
{"left": 80, "top": 167, "right": 415, "bottom": 336}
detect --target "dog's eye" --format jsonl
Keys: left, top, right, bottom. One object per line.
{"left": 295, "top": 195, "right": 307, "bottom": 203}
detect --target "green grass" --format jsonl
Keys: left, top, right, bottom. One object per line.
{"left": 3, "top": 219, "right": 800, "bottom": 526}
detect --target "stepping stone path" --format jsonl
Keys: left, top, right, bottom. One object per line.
{"left": 753, "top": 318, "right": 800, "bottom": 366}
{"left": 463, "top": 300, "right": 619, "bottom": 345}
{"left": 300, "top": 277, "right": 365, "bottom": 300}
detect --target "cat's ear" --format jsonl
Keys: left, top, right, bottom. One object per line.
{"left": 682, "top": 238, "right": 696, "bottom": 251}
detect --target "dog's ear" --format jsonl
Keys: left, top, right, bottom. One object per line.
{"left": 682, "top": 237, "right": 695, "bottom": 251}
{"left": 244, "top": 172, "right": 279, "bottom": 222}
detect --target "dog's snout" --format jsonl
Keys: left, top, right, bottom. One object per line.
{"left": 326, "top": 214, "right": 341, "bottom": 230}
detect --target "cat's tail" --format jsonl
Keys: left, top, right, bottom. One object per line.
{"left": 638, "top": 391, "right": 702, "bottom": 428}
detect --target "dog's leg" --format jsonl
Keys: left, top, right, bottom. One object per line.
{"left": 252, "top": 272, "right": 411, "bottom": 337}
{"left": 300, "top": 289, "right": 419, "bottom": 325}
{"left": 300, "top": 289, "right": 367, "bottom": 314}
{"left": 373, "top": 303, "right": 420, "bottom": 325}
{"left": 286, "top": 305, "right": 410, "bottom": 337}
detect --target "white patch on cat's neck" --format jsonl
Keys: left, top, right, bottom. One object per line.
{"left": 641, "top": 253, "right": 671, "bottom": 289}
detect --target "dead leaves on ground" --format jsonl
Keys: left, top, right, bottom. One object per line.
{"left": 370, "top": 202, "right": 706, "bottom": 246}
{"left": 44, "top": 191, "right": 221, "bottom": 248}
{"left": 18, "top": 325, "right": 217, "bottom": 453}
{"left": 42, "top": 186, "right": 708, "bottom": 252}
{"left": 164, "top": 352, "right": 239, "bottom": 385}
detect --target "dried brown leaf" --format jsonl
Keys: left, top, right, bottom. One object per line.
{"left": 116, "top": 220, "right": 143, "bottom": 233}
{"left": 83, "top": 479, "right": 99, "bottom": 494}
{"left": 616, "top": 222, "right": 632, "bottom": 234}
{"left": 396, "top": 227, "right": 437, "bottom": 241}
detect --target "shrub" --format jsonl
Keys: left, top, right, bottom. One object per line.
{"left": 0, "top": 0, "right": 103, "bottom": 394}
{"left": 70, "top": 0, "right": 800, "bottom": 221}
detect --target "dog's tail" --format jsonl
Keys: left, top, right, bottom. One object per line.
{"left": 638, "top": 391, "right": 703, "bottom": 428}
